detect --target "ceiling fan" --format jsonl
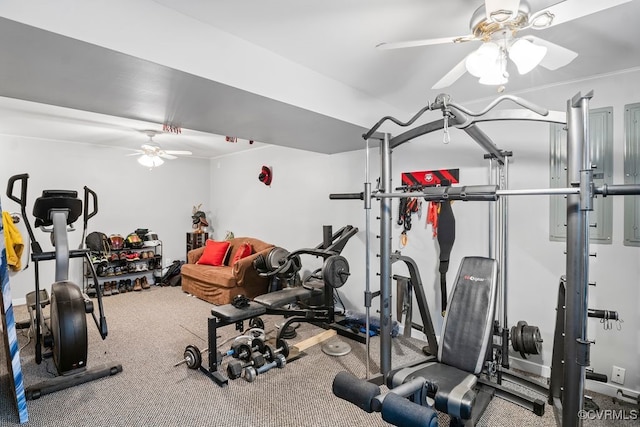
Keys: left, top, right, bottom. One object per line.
{"left": 377, "top": 0, "right": 632, "bottom": 89}
{"left": 131, "top": 130, "right": 193, "bottom": 168}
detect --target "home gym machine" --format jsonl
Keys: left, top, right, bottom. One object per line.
{"left": 6, "top": 174, "right": 122, "bottom": 399}
{"left": 176, "top": 225, "right": 360, "bottom": 387}
{"left": 329, "top": 91, "right": 640, "bottom": 426}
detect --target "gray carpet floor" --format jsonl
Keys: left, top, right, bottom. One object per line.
{"left": 0, "top": 286, "right": 637, "bottom": 426}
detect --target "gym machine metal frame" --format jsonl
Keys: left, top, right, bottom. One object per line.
{"left": 331, "top": 91, "right": 640, "bottom": 426}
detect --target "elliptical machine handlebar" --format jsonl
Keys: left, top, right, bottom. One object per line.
{"left": 6, "top": 173, "right": 42, "bottom": 254}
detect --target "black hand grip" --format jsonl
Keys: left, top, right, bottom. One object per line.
{"left": 329, "top": 192, "right": 363, "bottom": 200}
{"left": 6, "top": 173, "right": 29, "bottom": 205}
{"left": 586, "top": 371, "right": 608, "bottom": 382}
{"left": 332, "top": 371, "right": 381, "bottom": 413}
{"left": 83, "top": 186, "right": 99, "bottom": 221}
{"left": 381, "top": 392, "right": 437, "bottom": 427}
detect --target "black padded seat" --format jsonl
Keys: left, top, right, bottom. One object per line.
{"left": 386, "top": 256, "right": 498, "bottom": 424}
{"left": 211, "top": 301, "right": 266, "bottom": 323}
{"left": 33, "top": 190, "right": 82, "bottom": 227}
{"left": 253, "top": 285, "right": 323, "bottom": 308}
{"left": 389, "top": 361, "right": 477, "bottom": 420}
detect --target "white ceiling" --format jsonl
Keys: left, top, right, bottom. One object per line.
{"left": 1, "top": 0, "right": 639, "bottom": 158}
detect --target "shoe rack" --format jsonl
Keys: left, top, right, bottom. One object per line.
{"left": 84, "top": 242, "right": 162, "bottom": 296}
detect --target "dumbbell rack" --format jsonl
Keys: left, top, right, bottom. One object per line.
{"left": 190, "top": 304, "right": 286, "bottom": 387}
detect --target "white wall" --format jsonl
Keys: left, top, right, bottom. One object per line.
{"left": 0, "top": 136, "right": 210, "bottom": 303}
{"left": 210, "top": 70, "right": 640, "bottom": 397}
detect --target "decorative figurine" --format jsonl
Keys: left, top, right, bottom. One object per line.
{"left": 191, "top": 204, "right": 209, "bottom": 233}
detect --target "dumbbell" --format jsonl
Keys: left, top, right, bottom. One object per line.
{"left": 244, "top": 353, "right": 287, "bottom": 382}
{"left": 231, "top": 337, "right": 266, "bottom": 361}
{"left": 226, "top": 351, "right": 267, "bottom": 380}
{"left": 262, "top": 338, "right": 290, "bottom": 362}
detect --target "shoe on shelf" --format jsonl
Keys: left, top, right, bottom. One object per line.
{"left": 111, "top": 280, "right": 120, "bottom": 295}
{"left": 103, "top": 281, "right": 112, "bottom": 296}
{"left": 141, "top": 276, "right": 151, "bottom": 290}
{"left": 126, "top": 279, "right": 133, "bottom": 292}
{"left": 133, "top": 278, "right": 142, "bottom": 291}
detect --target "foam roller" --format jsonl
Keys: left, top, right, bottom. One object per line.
{"left": 332, "top": 371, "right": 381, "bottom": 413}
{"left": 381, "top": 392, "right": 438, "bottom": 427}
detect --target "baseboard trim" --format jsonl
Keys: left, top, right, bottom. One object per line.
{"left": 508, "top": 357, "right": 551, "bottom": 379}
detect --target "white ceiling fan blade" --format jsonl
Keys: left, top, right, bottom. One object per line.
{"left": 376, "top": 35, "right": 476, "bottom": 50}
{"left": 485, "top": 0, "right": 521, "bottom": 22}
{"left": 432, "top": 56, "right": 470, "bottom": 90}
{"left": 541, "top": 0, "right": 632, "bottom": 28}
{"left": 159, "top": 153, "right": 178, "bottom": 160}
{"left": 164, "top": 150, "right": 192, "bottom": 156}
{"left": 523, "top": 36, "right": 578, "bottom": 70}
{"left": 125, "top": 151, "right": 144, "bottom": 157}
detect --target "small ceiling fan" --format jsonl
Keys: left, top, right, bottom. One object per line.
{"left": 131, "top": 130, "right": 193, "bottom": 168}
{"left": 377, "top": 0, "right": 632, "bottom": 89}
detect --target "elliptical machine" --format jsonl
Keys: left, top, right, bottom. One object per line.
{"left": 6, "top": 174, "right": 122, "bottom": 399}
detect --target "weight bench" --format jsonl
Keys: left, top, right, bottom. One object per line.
{"left": 200, "top": 280, "right": 326, "bottom": 383}
{"left": 333, "top": 256, "right": 499, "bottom": 426}
{"left": 197, "top": 225, "right": 359, "bottom": 387}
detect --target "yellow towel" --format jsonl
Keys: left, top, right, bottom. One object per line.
{"left": 2, "top": 211, "right": 25, "bottom": 271}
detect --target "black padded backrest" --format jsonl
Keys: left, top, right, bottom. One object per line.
{"left": 438, "top": 256, "right": 498, "bottom": 374}
{"left": 33, "top": 190, "right": 82, "bottom": 227}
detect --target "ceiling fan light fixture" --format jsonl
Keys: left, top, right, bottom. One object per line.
{"left": 478, "top": 66, "right": 509, "bottom": 86}
{"left": 465, "top": 42, "right": 501, "bottom": 78}
{"left": 509, "top": 38, "right": 547, "bottom": 74}
{"left": 137, "top": 154, "right": 164, "bottom": 168}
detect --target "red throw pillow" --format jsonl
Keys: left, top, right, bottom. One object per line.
{"left": 231, "top": 242, "right": 253, "bottom": 265}
{"left": 197, "top": 240, "right": 231, "bottom": 266}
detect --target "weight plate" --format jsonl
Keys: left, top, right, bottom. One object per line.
{"left": 517, "top": 321, "right": 528, "bottom": 358}
{"left": 276, "top": 338, "right": 290, "bottom": 358}
{"left": 321, "top": 340, "right": 352, "bottom": 357}
{"left": 249, "top": 317, "right": 265, "bottom": 330}
{"left": 252, "top": 338, "right": 266, "bottom": 354}
{"left": 263, "top": 345, "right": 275, "bottom": 362}
{"left": 235, "top": 343, "right": 252, "bottom": 361}
{"left": 184, "top": 345, "right": 202, "bottom": 370}
{"left": 522, "top": 325, "right": 542, "bottom": 355}
{"left": 266, "top": 247, "right": 290, "bottom": 270}
{"left": 323, "top": 255, "right": 350, "bottom": 288}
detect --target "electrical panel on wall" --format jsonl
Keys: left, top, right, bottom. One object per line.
{"left": 624, "top": 103, "right": 640, "bottom": 246}
{"left": 549, "top": 107, "right": 613, "bottom": 243}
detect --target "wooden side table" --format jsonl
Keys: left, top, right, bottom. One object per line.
{"left": 186, "top": 232, "right": 208, "bottom": 259}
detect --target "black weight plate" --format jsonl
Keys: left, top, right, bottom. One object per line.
{"left": 235, "top": 343, "right": 252, "bottom": 361}
{"left": 249, "top": 317, "right": 265, "bottom": 330}
{"left": 252, "top": 338, "right": 266, "bottom": 354}
{"left": 516, "top": 321, "right": 528, "bottom": 358}
{"left": 276, "top": 338, "right": 289, "bottom": 358}
{"left": 522, "top": 325, "right": 542, "bottom": 355}
{"left": 184, "top": 345, "right": 202, "bottom": 370}
{"left": 323, "top": 255, "right": 350, "bottom": 288}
